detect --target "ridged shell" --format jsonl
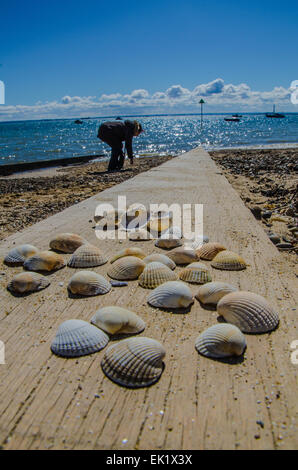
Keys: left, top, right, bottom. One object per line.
{"left": 108, "top": 256, "right": 146, "bottom": 280}
{"left": 91, "top": 306, "right": 146, "bottom": 335}
{"left": 195, "top": 324, "right": 246, "bottom": 358}
{"left": 147, "top": 281, "right": 194, "bottom": 309}
{"left": 68, "top": 271, "right": 111, "bottom": 296}
{"left": 184, "top": 235, "right": 209, "bottom": 250}
{"left": 110, "top": 247, "right": 145, "bottom": 263}
{"left": 101, "top": 337, "right": 165, "bottom": 388}
{"left": 143, "top": 253, "right": 176, "bottom": 270}
{"left": 51, "top": 319, "right": 109, "bottom": 357}
{"left": 128, "top": 229, "right": 152, "bottom": 241}
{"left": 49, "top": 233, "right": 86, "bottom": 253}
{"left": 139, "top": 262, "right": 178, "bottom": 288}
{"left": 4, "top": 244, "right": 39, "bottom": 265}
{"left": 68, "top": 244, "right": 107, "bottom": 268}
{"left": 211, "top": 250, "right": 247, "bottom": 271}
{"left": 7, "top": 272, "right": 50, "bottom": 294}
{"left": 196, "top": 282, "right": 238, "bottom": 305}
{"left": 179, "top": 262, "right": 212, "bottom": 284}
{"left": 196, "top": 242, "right": 226, "bottom": 260}
{"left": 168, "top": 247, "right": 198, "bottom": 265}
{"left": 217, "top": 291, "right": 279, "bottom": 333}
{"left": 24, "top": 251, "right": 65, "bottom": 272}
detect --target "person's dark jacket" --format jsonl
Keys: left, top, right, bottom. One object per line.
{"left": 97, "top": 120, "right": 135, "bottom": 158}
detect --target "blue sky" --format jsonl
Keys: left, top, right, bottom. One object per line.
{"left": 0, "top": 0, "right": 297, "bottom": 120}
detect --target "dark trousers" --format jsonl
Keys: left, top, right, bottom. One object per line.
{"left": 99, "top": 136, "right": 124, "bottom": 171}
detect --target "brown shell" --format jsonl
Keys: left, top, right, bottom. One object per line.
{"left": 196, "top": 242, "right": 226, "bottom": 260}
{"left": 211, "top": 250, "right": 247, "bottom": 271}
{"left": 168, "top": 247, "right": 198, "bottom": 265}
{"left": 49, "top": 233, "right": 86, "bottom": 253}
{"left": 179, "top": 262, "right": 212, "bottom": 284}
{"left": 108, "top": 256, "right": 146, "bottom": 280}
{"left": 24, "top": 251, "right": 65, "bottom": 272}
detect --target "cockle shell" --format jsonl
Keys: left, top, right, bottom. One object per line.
{"left": 195, "top": 324, "right": 246, "bottom": 358}
{"left": 68, "top": 244, "right": 107, "bottom": 268}
{"left": 7, "top": 272, "right": 50, "bottom": 294}
{"left": 196, "top": 242, "right": 226, "bottom": 260}
{"left": 168, "top": 247, "right": 198, "bottom": 265}
{"left": 4, "top": 244, "right": 39, "bottom": 265}
{"left": 147, "top": 281, "right": 194, "bottom": 309}
{"left": 147, "top": 216, "right": 172, "bottom": 235}
{"left": 49, "top": 233, "right": 86, "bottom": 253}
{"left": 143, "top": 253, "right": 176, "bottom": 270}
{"left": 139, "top": 262, "right": 178, "bottom": 289}
{"left": 108, "top": 256, "right": 146, "bottom": 280}
{"left": 51, "top": 319, "right": 109, "bottom": 357}
{"left": 101, "top": 337, "right": 165, "bottom": 388}
{"left": 155, "top": 237, "right": 182, "bottom": 249}
{"left": 110, "top": 247, "right": 146, "bottom": 263}
{"left": 24, "top": 250, "right": 65, "bottom": 272}
{"left": 211, "top": 250, "right": 247, "bottom": 271}
{"left": 128, "top": 229, "right": 152, "bottom": 241}
{"left": 68, "top": 271, "right": 111, "bottom": 296}
{"left": 217, "top": 291, "right": 279, "bottom": 333}
{"left": 179, "top": 262, "right": 212, "bottom": 284}
{"left": 195, "top": 282, "right": 238, "bottom": 305}
{"left": 91, "top": 306, "right": 146, "bottom": 335}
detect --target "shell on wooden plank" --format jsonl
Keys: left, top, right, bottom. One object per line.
{"left": 51, "top": 319, "right": 109, "bottom": 357}
{"left": 49, "top": 233, "right": 86, "bottom": 253}
{"left": 195, "top": 282, "right": 238, "bottom": 305}
{"left": 91, "top": 306, "right": 146, "bottom": 335}
{"left": 128, "top": 229, "right": 152, "bottom": 241}
{"left": 24, "top": 250, "right": 65, "bottom": 272}
{"left": 168, "top": 247, "right": 198, "bottom": 265}
{"left": 68, "top": 271, "right": 111, "bottom": 296}
{"left": 139, "top": 262, "right": 178, "bottom": 289}
{"left": 196, "top": 242, "right": 226, "bottom": 260}
{"left": 195, "top": 324, "right": 246, "bottom": 358}
{"left": 217, "top": 291, "right": 279, "bottom": 333}
{"left": 68, "top": 244, "right": 107, "bottom": 268}
{"left": 101, "top": 336, "right": 165, "bottom": 388}
{"left": 4, "top": 244, "right": 39, "bottom": 265}
{"left": 147, "top": 281, "right": 194, "bottom": 309}
{"left": 110, "top": 247, "right": 145, "bottom": 263}
{"left": 107, "top": 256, "right": 146, "bottom": 280}
{"left": 143, "top": 253, "right": 176, "bottom": 270}
{"left": 211, "top": 250, "right": 247, "bottom": 271}
{"left": 179, "top": 262, "right": 212, "bottom": 284}
{"left": 7, "top": 272, "right": 50, "bottom": 294}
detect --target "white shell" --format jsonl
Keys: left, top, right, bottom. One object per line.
{"left": 110, "top": 247, "right": 145, "bottom": 263}
{"left": 147, "top": 281, "right": 194, "bottom": 309}
{"left": 4, "top": 244, "right": 39, "bottom": 265}
{"left": 143, "top": 253, "right": 176, "bottom": 270}
{"left": 68, "top": 244, "right": 107, "bottom": 268}
{"left": 51, "top": 319, "right": 109, "bottom": 357}
{"left": 91, "top": 306, "right": 146, "bottom": 335}
{"left": 139, "top": 262, "right": 178, "bottom": 289}
{"left": 168, "top": 247, "right": 198, "bottom": 265}
{"left": 108, "top": 256, "right": 146, "bottom": 280}
{"left": 196, "top": 282, "right": 238, "bottom": 305}
{"left": 24, "top": 251, "right": 65, "bottom": 272}
{"left": 49, "top": 233, "right": 86, "bottom": 253}
{"left": 7, "top": 272, "right": 50, "bottom": 294}
{"left": 211, "top": 250, "right": 247, "bottom": 271}
{"left": 179, "top": 262, "right": 212, "bottom": 284}
{"left": 196, "top": 242, "right": 226, "bottom": 260}
{"left": 195, "top": 324, "right": 246, "bottom": 358}
{"left": 101, "top": 336, "right": 165, "bottom": 388}
{"left": 68, "top": 271, "right": 111, "bottom": 296}
{"left": 217, "top": 291, "right": 279, "bottom": 333}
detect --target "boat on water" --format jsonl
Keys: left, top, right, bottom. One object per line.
{"left": 266, "top": 105, "right": 285, "bottom": 118}
{"left": 224, "top": 116, "right": 240, "bottom": 122}
{"left": 232, "top": 114, "right": 242, "bottom": 118}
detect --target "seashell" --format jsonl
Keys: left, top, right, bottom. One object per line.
{"left": 110, "top": 281, "right": 128, "bottom": 287}
{"left": 139, "top": 262, "right": 178, "bottom": 289}
{"left": 128, "top": 229, "right": 152, "bottom": 241}
{"left": 195, "top": 282, "right": 238, "bottom": 305}
{"left": 7, "top": 272, "right": 50, "bottom": 294}
{"left": 211, "top": 250, "right": 247, "bottom": 271}
{"left": 91, "top": 306, "right": 146, "bottom": 335}
{"left": 196, "top": 242, "right": 226, "bottom": 260}
{"left": 68, "top": 271, "right": 111, "bottom": 296}
{"left": 108, "top": 256, "right": 146, "bottom": 280}
{"left": 101, "top": 336, "right": 165, "bottom": 388}
{"left": 147, "top": 281, "right": 194, "bottom": 309}
{"left": 49, "top": 233, "right": 86, "bottom": 253}
{"left": 51, "top": 319, "right": 109, "bottom": 357}
{"left": 195, "top": 324, "right": 246, "bottom": 358}
{"left": 24, "top": 250, "right": 65, "bottom": 272}
{"left": 155, "top": 237, "right": 182, "bottom": 249}
{"left": 147, "top": 215, "right": 172, "bottom": 235}
{"left": 217, "top": 291, "right": 279, "bottom": 333}
{"left": 4, "top": 244, "right": 39, "bottom": 265}
{"left": 168, "top": 247, "right": 198, "bottom": 265}
{"left": 68, "top": 244, "right": 107, "bottom": 268}
{"left": 143, "top": 253, "right": 176, "bottom": 270}
{"left": 179, "top": 262, "right": 212, "bottom": 284}
{"left": 110, "top": 247, "right": 145, "bottom": 263}
{"left": 120, "top": 204, "right": 148, "bottom": 230}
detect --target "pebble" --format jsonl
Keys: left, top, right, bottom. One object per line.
{"left": 256, "top": 420, "right": 264, "bottom": 428}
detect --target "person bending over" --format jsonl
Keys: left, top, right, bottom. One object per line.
{"left": 97, "top": 119, "right": 143, "bottom": 172}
